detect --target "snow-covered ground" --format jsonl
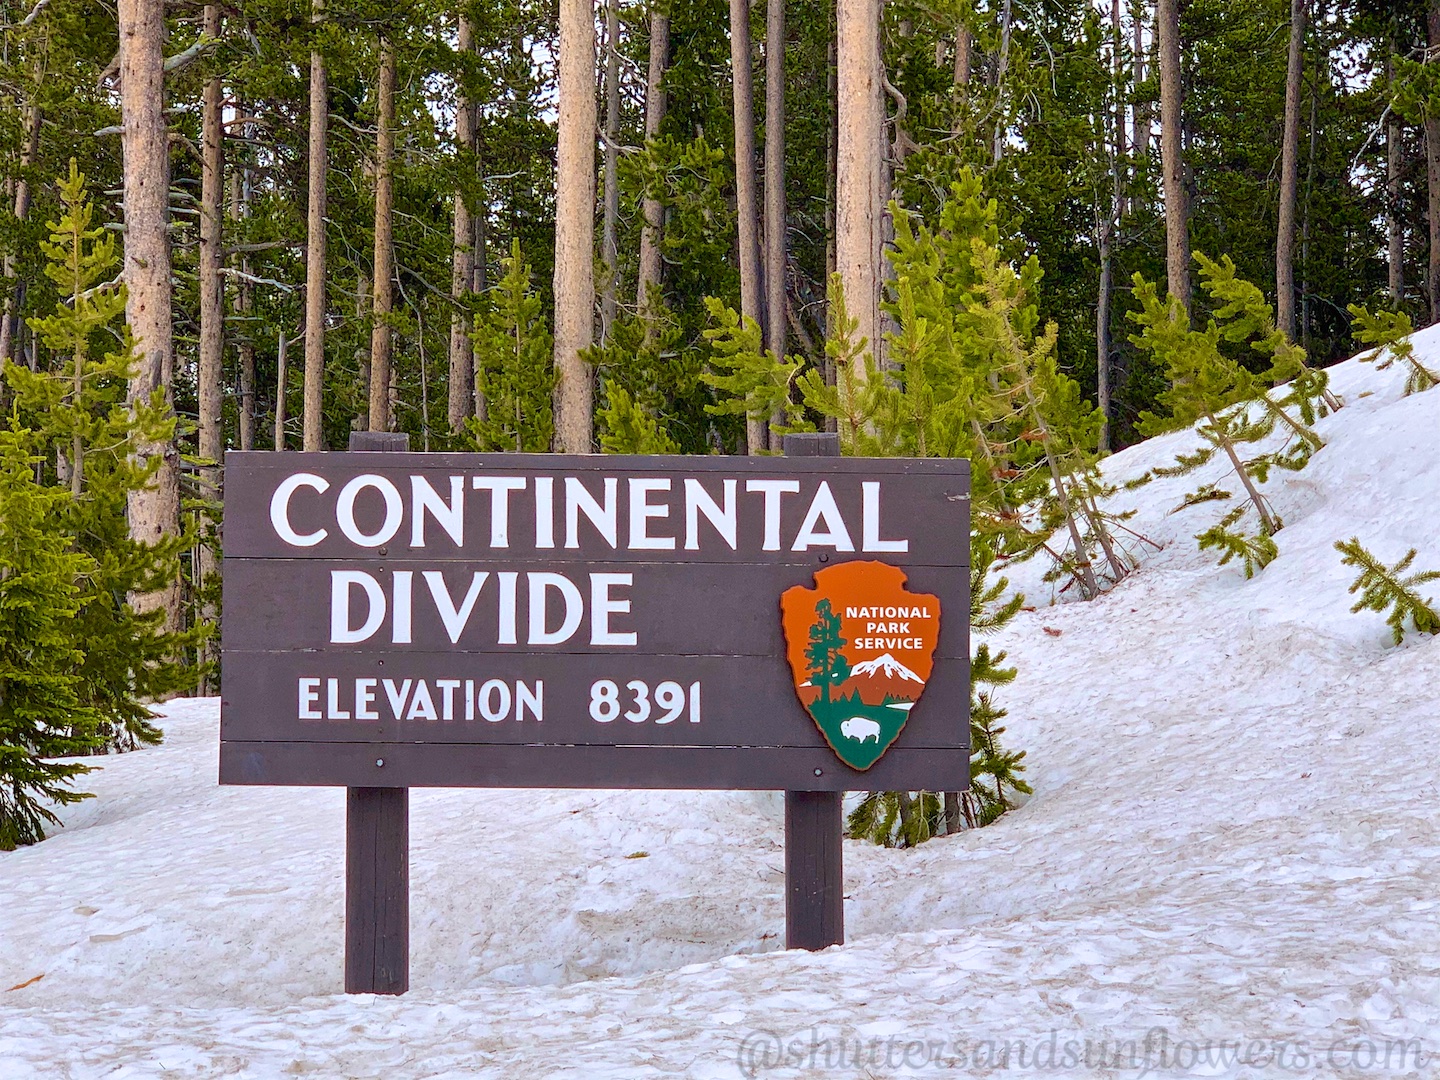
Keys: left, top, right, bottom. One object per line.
{"left": 4, "top": 340, "right": 1440, "bottom": 1078}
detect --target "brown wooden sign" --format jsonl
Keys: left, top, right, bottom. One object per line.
{"left": 219, "top": 450, "right": 970, "bottom": 791}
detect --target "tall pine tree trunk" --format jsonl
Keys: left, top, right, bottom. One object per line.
{"left": 274, "top": 328, "right": 289, "bottom": 450}
{"left": 368, "top": 41, "right": 397, "bottom": 433}
{"left": 731, "top": 0, "right": 766, "bottom": 452}
{"left": 197, "top": 2, "right": 224, "bottom": 658}
{"left": 836, "top": 0, "right": 882, "bottom": 380}
{"left": 303, "top": 0, "right": 328, "bottom": 451}
{"left": 1133, "top": 0, "right": 1150, "bottom": 166}
{"left": 1157, "top": 0, "right": 1190, "bottom": 314}
{"left": 552, "top": 0, "right": 596, "bottom": 453}
{"left": 0, "top": 99, "right": 41, "bottom": 374}
{"left": 1389, "top": 57, "right": 1404, "bottom": 305}
{"left": 636, "top": 3, "right": 669, "bottom": 331}
{"left": 764, "top": 0, "right": 786, "bottom": 362}
{"left": 600, "top": 0, "right": 621, "bottom": 343}
{"left": 231, "top": 158, "right": 256, "bottom": 450}
{"left": 1429, "top": 1, "right": 1440, "bottom": 322}
{"left": 1275, "top": 0, "right": 1305, "bottom": 338}
{"left": 118, "top": 0, "right": 180, "bottom": 628}
{"left": 449, "top": 11, "right": 476, "bottom": 432}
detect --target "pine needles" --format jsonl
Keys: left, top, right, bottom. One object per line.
{"left": 1336, "top": 538, "right": 1440, "bottom": 644}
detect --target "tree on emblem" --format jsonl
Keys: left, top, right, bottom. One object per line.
{"left": 805, "top": 599, "right": 851, "bottom": 703}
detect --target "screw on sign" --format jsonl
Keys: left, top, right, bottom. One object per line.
{"left": 218, "top": 430, "right": 970, "bottom": 992}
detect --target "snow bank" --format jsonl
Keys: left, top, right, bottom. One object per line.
{"left": 3, "top": 343, "right": 1440, "bottom": 1077}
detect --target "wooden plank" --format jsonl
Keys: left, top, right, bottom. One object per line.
{"left": 222, "top": 453, "right": 969, "bottom": 564}
{"left": 344, "top": 430, "right": 409, "bottom": 997}
{"left": 219, "top": 559, "right": 969, "bottom": 654}
{"left": 217, "top": 649, "right": 968, "bottom": 749}
{"left": 785, "top": 790, "right": 844, "bottom": 949}
{"left": 219, "top": 741, "right": 971, "bottom": 791}
{"left": 344, "top": 786, "right": 408, "bottom": 994}
{"left": 783, "top": 433, "right": 846, "bottom": 953}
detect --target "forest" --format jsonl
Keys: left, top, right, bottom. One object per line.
{"left": 1, "top": 0, "right": 1438, "bottom": 845}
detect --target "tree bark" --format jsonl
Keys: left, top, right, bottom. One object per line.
{"left": 1429, "top": 2, "right": 1440, "bottom": 322}
{"left": 368, "top": 41, "right": 397, "bottom": 433}
{"left": 764, "top": 0, "right": 786, "bottom": 363}
{"left": 118, "top": 0, "right": 180, "bottom": 627}
{"left": 303, "top": 0, "right": 328, "bottom": 450}
{"left": 600, "top": 0, "right": 621, "bottom": 343}
{"left": 0, "top": 100, "right": 41, "bottom": 374}
{"left": 1275, "top": 0, "right": 1305, "bottom": 338}
{"left": 197, "top": 2, "right": 224, "bottom": 638}
{"left": 731, "top": 0, "right": 766, "bottom": 452}
{"left": 449, "top": 12, "right": 476, "bottom": 433}
{"left": 1389, "top": 104, "right": 1404, "bottom": 305}
{"left": 836, "top": 0, "right": 883, "bottom": 378}
{"left": 229, "top": 137, "right": 256, "bottom": 451}
{"left": 274, "top": 328, "right": 288, "bottom": 450}
{"left": 636, "top": 4, "right": 669, "bottom": 331}
{"left": 552, "top": 0, "right": 596, "bottom": 453}
{"left": 1157, "top": 0, "right": 1190, "bottom": 314}
{"left": 1133, "top": 0, "right": 1149, "bottom": 159}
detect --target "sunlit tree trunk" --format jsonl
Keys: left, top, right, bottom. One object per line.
{"left": 836, "top": 0, "right": 882, "bottom": 375}
{"left": 764, "top": 0, "right": 786, "bottom": 365}
{"left": 636, "top": 3, "right": 669, "bottom": 334}
{"left": 731, "top": 0, "right": 766, "bottom": 452}
{"left": 303, "top": 0, "right": 328, "bottom": 450}
{"left": 1157, "top": 0, "right": 1190, "bottom": 314}
{"left": 368, "top": 41, "right": 397, "bottom": 432}
{"left": 553, "top": 0, "right": 596, "bottom": 452}
{"left": 119, "top": 0, "right": 180, "bottom": 628}
{"left": 600, "top": 0, "right": 621, "bottom": 343}
{"left": 449, "top": 11, "right": 476, "bottom": 432}
{"left": 1276, "top": 0, "right": 1305, "bottom": 338}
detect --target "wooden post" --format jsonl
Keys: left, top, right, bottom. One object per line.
{"left": 782, "top": 432, "right": 845, "bottom": 950}
{"left": 345, "top": 430, "right": 410, "bottom": 994}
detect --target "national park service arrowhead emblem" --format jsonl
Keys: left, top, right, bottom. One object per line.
{"left": 780, "top": 561, "right": 941, "bottom": 771}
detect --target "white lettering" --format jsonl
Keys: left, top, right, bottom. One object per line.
{"left": 423, "top": 571, "right": 490, "bottom": 643}
{"left": 528, "top": 572, "right": 584, "bottom": 645}
{"left": 745, "top": 479, "right": 801, "bottom": 551}
{"left": 791, "top": 481, "right": 856, "bottom": 551}
{"left": 326, "top": 678, "right": 351, "bottom": 720}
{"left": 472, "top": 476, "right": 527, "bottom": 547}
{"left": 565, "top": 477, "right": 619, "bottom": 548}
{"left": 330, "top": 570, "right": 385, "bottom": 643}
{"left": 534, "top": 476, "right": 555, "bottom": 548}
{"left": 355, "top": 678, "right": 379, "bottom": 720}
{"left": 383, "top": 678, "right": 412, "bottom": 719}
{"left": 590, "top": 573, "right": 637, "bottom": 646}
{"left": 410, "top": 476, "right": 465, "bottom": 547}
{"left": 436, "top": 679, "right": 461, "bottom": 721}
{"left": 406, "top": 681, "right": 438, "bottom": 720}
{"left": 479, "top": 679, "right": 511, "bottom": 722}
{"left": 684, "top": 478, "right": 737, "bottom": 550}
{"left": 862, "top": 481, "right": 908, "bottom": 553}
{"left": 335, "top": 474, "right": 403, "bottom": 547}
{"left": 516, "top": 681, "right": 543, "bottom": 722}
{"left": 298, "top": 678, "right": 322, "bottom": 720}
{"left": 628, "top": 478, "right": 675, "bottom": 550}
{"left": 497, "top": 571, "right": 519, "bottom": 645}
{"left": 391, "top": 570, "right": 413, "bottom": 644}
{"left": 270, "top": 473, "right": 329, "bottom": 547}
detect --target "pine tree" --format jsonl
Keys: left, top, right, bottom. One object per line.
{"left": 1348, "top": 306, "right": 1440, "bottom": 396}
{"left": 1197, "top": 506, "right": 1279, "bottom": 579}
{"left": 467, "top": 240, "right": 555, "bottom": 453}
{"left": 5, "top": 163, "right": 204, "bottom": 748}
{"left": 597, "top": 383, "right": 679, "bottom": 454}
{"left": 0, "top": 430, "right": 103, "bottom": 848}
{"left": 1336, "top": 538, "right": 1440, "bottom": 644}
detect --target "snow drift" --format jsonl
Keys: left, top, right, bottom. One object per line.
{"left": 3, "top": 337, "right": 1440, "bottom": 1078}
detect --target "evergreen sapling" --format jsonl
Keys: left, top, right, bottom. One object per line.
{"left": 1335, "top": 538, "right": 1440, "bottom": 644}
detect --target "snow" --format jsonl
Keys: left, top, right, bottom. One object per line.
{"left": 849, "top": 653, "right": 922, "bottom": 682}
{"left": 5, "top": 341, "right": 1440, "bottom": 1077}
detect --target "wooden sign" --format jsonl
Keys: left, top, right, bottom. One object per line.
{"left": 220, "top": 451, "right": 971, "bottom": 792}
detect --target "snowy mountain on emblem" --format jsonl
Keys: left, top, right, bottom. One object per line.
{"left": 850, "top": 654, "right": 922, "bottom": 683}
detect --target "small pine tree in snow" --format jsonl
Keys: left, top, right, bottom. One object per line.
{"left": 0, "top": 432, "right": 103, "bottom": 848}
{"left": 1129, "top": 258, "right": 1328, "bottom": 575}
{"left": 1196, "top": 507, "right": 1279, "bottom": 578}
{"left": 1348, "top": 306, "right": 1440, "bottom": 396}
{"left": 1335, "top": 538, "right": 1440, "bottom": 644}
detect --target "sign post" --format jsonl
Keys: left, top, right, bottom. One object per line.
{"left": 220, "top": 443, "right": 969, "bottom": 993}
{"left": 781, "top": 432, "right": 844, "bottom": 951}
{"left": 343, "top": 431, "right": 410, "bottom": 994}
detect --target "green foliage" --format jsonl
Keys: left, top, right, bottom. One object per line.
{"left": 1336, "top": 538, "right": 1440, "bottom": 645}
{"left": 1349, "top": 306, "right": 1440, "bottom": 397}
{"left": 700, "top": 297, "right": 802, "bottom": 438}
{"left": 0, "top": 431, "right": 103, "bottom": 849}
{"left": 1196, "top": 507, "right": 1278, "bottom": 579}
{"left": 5, "top": 163, "right": 204, "bottom": 750}
{"left": 467, "top": 240, "right": 555, "bottom": 453}
{"left": 1128, "top": 257, "right": 1329, "bottom": 546}
{"left": 597, "top": 381, "right": 679, "bottom": 454}
{"left": 804, "top": 599, "right": 852, "bottom": 704}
